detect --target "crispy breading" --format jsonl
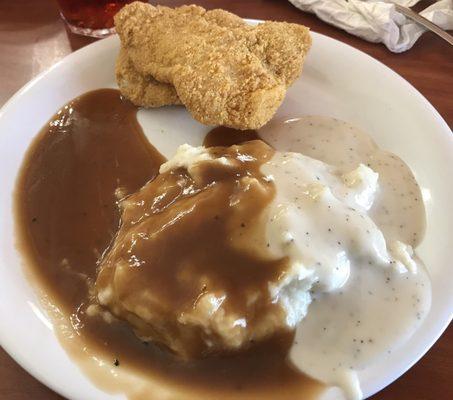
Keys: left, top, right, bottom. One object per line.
{"left": 115, "top": 2, "right": 311, "bottom": 129}
{"left": 116, "top": 47, "right": 181, "bottom": 107}
{"left": 253, "top": 22, "right": 312, "bottom": 86}
{"left": 115, "top": 5, "right": 247, "bottom": 109}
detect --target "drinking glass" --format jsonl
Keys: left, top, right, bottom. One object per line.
{"left": 56, "top": 0, "right": 143, "bottom": 38}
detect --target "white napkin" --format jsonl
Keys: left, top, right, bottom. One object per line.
{"left": 289, "top": 0, "right": 453, "bottom": 52}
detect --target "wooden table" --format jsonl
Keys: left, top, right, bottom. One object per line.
{"left": 0, "top": 1, "right": 451, "bottom": 399}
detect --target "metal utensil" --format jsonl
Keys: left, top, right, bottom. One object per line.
{"left": 394, "top": 4, "right": 453, "bottom": 46}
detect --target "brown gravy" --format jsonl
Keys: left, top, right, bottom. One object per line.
{"left": 96, "top": 139, "right": 288, "bottom": 358}
{"left": 15, "top": 89, "right": 322, "bottom": 399}
{"left": 203, "top": 126, "right": 261, "bottom": 147}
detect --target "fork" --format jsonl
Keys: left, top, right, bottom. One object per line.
{"left": 394, "top": 4, "right": 453, "bottom": 46}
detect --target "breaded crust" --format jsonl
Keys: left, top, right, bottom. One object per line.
{"left": 115, "top": 2, "right": 311, "bottom": 129}
{"left": 116, "top": 48, "right": 181, "bottom": 107}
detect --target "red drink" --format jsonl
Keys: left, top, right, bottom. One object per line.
{"left": 56, "top": 0, "right": 143, "bottom": 37}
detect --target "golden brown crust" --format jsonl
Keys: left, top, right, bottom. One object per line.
{"left": 116, "top": 47, "right": 181, "bottom": 107}
{"left": 115, "top": 2, "right": 311, "bottom": 129}
{"left": 253, "top": 22, "right": 312, "bottom": 87}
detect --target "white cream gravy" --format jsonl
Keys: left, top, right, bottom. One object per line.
{"left": 260, "top": 116, "right": 431, "bottom": 399}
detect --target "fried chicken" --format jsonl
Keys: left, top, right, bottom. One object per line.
{"left": 115, "top": 2, "right": 311, "bottom": 129}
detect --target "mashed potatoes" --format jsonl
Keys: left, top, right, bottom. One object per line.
{"left": 95, "top": 140, "right": 421, "bottom": 364}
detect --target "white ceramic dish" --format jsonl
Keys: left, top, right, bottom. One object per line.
{"left": 0, "top": 22, "right": 452, "bottom": 400}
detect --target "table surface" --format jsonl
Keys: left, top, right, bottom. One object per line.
{"left": 0, "top": 1, "right": 451, "bottom": 399}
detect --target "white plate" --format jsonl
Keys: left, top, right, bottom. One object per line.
{"left": 0, "top": 21, "right": 452, "bottom": 400}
